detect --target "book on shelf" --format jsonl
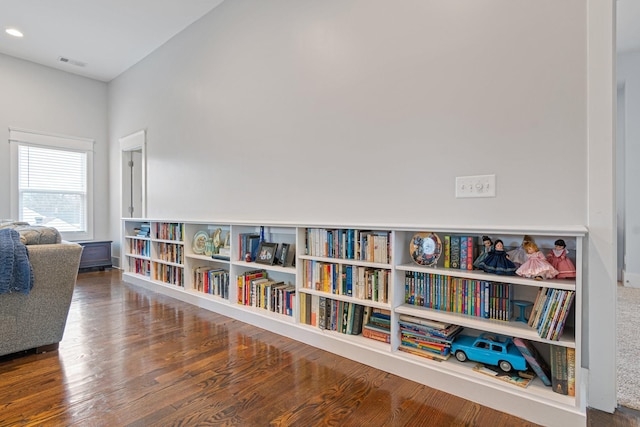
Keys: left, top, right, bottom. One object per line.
{"left": 319, "top": 296, "right": 327, "bottom": 329}
{"left": 528, "top": 287, "right": 547, "bottom": 327}
{"left": 567, "top": 347, "right": 576, "bottom": 397}
{"left": 450, "top": 236, "right": 460, "bottom": 269}
{"left": 351, "top": 304, "right": 365, "bottom": 335}
{"left": 466, "top": 236, "right": 474, "bottom": 270}
{"left": 398, "top": 344, "right": 450, "bottom": 361}
{"left": 362, "top": 325, "right": 391, "bottom": 343}
{"left": 551, "top": 291, "right": 575, "bottom": 340}
{"left": 551, "top": 345, "right": 569, "bottom": 395}
{"left": 472, "top": 363, "right": 535, "bottom": 389}
{"left": 512, "top": 337, "right": 552, "bottom": 387}
{"left": 460, "top": 236, "right": 469, "bottom": 270}
{"left": 398, "top": 314, "right": 450, "bottom": 330}
{"left": 443, "top": 235, "right": 451, "bottom": 268}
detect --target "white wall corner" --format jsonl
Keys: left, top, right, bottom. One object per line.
{"left": 622, "top": 271, "right": 640, "bottom": 288}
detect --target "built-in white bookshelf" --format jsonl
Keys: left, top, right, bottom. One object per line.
{"left": 121, "top": 219, "right": 587, "bottom": 426}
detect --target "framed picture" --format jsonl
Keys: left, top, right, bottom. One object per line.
{"left": 279, "top": 243, "right": 290, "bottom": 267}
{"left": 255, "top": 242, "right": 278, "bottom": 265}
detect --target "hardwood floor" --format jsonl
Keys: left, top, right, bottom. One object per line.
{"left": 0, "top": 270, "right": 637, "bottom": 426}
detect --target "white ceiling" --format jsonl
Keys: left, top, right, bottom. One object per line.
{"left": 0, "top": 1, "right": 638, "bottom": 83}
{"left": 0, "top": 0, "right": 225, "bottom": 82}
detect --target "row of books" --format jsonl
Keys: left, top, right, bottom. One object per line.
{"left": 129, "top": 258, "right": 150, "bottom": 276}
{"left": 528, "top": 288, "right": 575, "bottom": 340}
{"left": 305, "top": 228, "right": 391, "bottom": 264}
{"left": 300, "top": 294, "right": 365, "bottom": 335}
{"left": 362, "top": 308, "right": 391, "bottom": 343}
{"left": 404, "top": 272, "right": 513, "bottom": 321}
{"left": 156, "top": 242, "right": 183, "bottom": 264}
{"left": 237, "top": 233, "right": 261, "bottom": 262}
{"left": 551, "top": 345, "right": 576, "bottom": 396}
{"left": 154, "top": 222, "right": 183, "bottom": 241}
{"left": 128, "top": 239, "right": 150, "bottom": 257}
{"left": 153, "top": 263, "right": 184, "bottom": 287}
{"left": 193, "top": 267, "right": 230, "bottom": 299}
{"left": 443, "top": 235, "right": 477, "bottom": 270}
{"left": 236, "top": 269, "right": 295, "bottom": 316}
{"left": 302, "top": 260, "right": 389, "bottom": 303}
{"left": 398, "top": 314, "right": 462, "bottom": 361}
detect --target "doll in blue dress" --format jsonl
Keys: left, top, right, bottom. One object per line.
{"left": 478, "top": 239, "right": 517, "bottom": 275}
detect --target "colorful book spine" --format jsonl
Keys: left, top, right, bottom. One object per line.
{"left": 444, "top": 235, "right": 451, "bottom": 268}
{"left": 460, "top": 237, "right": 468, "bottom": 270}
{"left": 450, "top": 236, "right": 460, "bottom": 269}
{"left": 567, "top": 347, "right": 576, "bottom": 397}
{"left": 551, "top": 345, "right": 569, "bottom": 395}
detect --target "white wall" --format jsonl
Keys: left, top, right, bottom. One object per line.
{"left": 107, "top": 0, "right": 616, "bottom": 412}
{"left": 618, "top": 50, "right": 640, "bottom": 288}
{"left": 109, "top": 0, "right": 587, "bottom": 227}
{"left": 0, "top": 53, "right": 109, "bottom": 240}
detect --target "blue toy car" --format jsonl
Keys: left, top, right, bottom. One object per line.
{"left": 450, "top": 333, "right": 527, "bottom": 372}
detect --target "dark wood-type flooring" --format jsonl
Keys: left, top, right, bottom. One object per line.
{"left": 0, "top": 270, "right": 637, "bottom": 426}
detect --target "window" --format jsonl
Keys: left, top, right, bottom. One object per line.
{"left": 10, "top": 129, "right": 94, "bottom": 241}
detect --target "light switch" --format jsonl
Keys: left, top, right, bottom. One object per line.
{"left": 455, "top": 175, "right": 496, "bottom": 198}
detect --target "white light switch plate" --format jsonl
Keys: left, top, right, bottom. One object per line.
{"left": 455, "top": 174, "right": 496, "bottom": 198}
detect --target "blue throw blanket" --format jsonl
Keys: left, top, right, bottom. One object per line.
{"left": 0, "top": 228, "right": 34, "bottom": 294}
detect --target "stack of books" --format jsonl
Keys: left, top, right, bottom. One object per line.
{"left": 362, "top": 308, "right": 391, "bottom": 343}
{"left": 398, "top": 314, "right": 462, "bottom": 361}
{"left": 136, "top": 223, "right": 150, "bottom": 237}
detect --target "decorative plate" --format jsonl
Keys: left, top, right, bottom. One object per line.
{"left": 410, "top": 232, "right": 442, "bottom": 266}
{"left": 192, "top": 230, "right": 209, "bottom": 254}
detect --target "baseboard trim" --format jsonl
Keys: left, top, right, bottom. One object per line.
{"left": 622, "top": 271, "right": 640, "bottom": 288}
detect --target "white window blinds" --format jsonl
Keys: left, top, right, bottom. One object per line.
{"left": 10, "top": 128, "right": 94, "bottom": 240}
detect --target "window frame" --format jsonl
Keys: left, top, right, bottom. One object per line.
{"left": 9, "top": 128, "right": 94, "bottom": 241}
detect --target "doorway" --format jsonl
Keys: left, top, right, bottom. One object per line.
{"left": 119, "top": 130, "right": 146, "bottom": 218}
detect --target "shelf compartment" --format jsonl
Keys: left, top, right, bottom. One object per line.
{"left": 301, "top": 258, "right": 390, "bottom": 304}
{"left": 396, "top": 304, "right": 575, "bottom": 348}
{"left": 394, "top": 345, "right": 577, "bottom": 409}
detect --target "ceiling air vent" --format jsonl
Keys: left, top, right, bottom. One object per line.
{"left": 57, "top": 56, "right": 86, "bottom": 67}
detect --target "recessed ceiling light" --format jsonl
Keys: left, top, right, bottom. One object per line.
{"left": 5, "top": 28, "right": 24, "bottom": 38}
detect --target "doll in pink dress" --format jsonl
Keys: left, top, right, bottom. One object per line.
{"left": 546, "top": 239, "right": 576, "bottom": 279}
{"left": 516, "top": 241, "right": 559, "bottom": 280}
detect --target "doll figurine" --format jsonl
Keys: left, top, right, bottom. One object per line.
{"left": 546, "top": 239, "right": 576, "bottom": 279}
{"left": 473, "top": 236, "right": 493, "bottom": 269}
{"left": 516, "top": 241, "right": 559, "bottom": 280}
{"left": 507, "top": 235, "right": 535, "bottom": 267}
{"left": 477, "top": 239, "right": 517, "bottom": 275}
